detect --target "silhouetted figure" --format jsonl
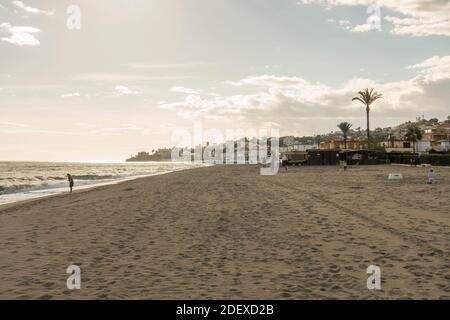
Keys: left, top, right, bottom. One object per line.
{"left": 282, "top": 155, "right": 288, "bottom": 171}
{"left": 67, "top": 174, "right": 74, "bottom": 193}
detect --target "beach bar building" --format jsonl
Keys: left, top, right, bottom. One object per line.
{"left": 339, "top": 150, "right": 383, "bottom": 165}
{"left": 306, "top": 149, "right": 382, "bottom": 165}
{"left": 307, "top": 149, "right": 340, "bottom": 165}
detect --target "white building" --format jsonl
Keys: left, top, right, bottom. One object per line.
{"left": 280, "top": 144, "right": 316, "bottom": 153}
{"left": 436, "top": 139, "right": 450, "bottom": 152}
{"left": 416, "top": 140, "right": 432, "bottom": 153}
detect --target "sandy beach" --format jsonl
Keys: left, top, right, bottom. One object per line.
{"left": 0, "top": 164, "right": 448, "bottom": 299}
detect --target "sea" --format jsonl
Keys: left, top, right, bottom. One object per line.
{"left": 0, "top": 161, "right": 207, "bottom": 205}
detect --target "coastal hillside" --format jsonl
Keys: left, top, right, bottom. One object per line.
{"left": 126, "top": 149, "right": 172, "bottom": 162}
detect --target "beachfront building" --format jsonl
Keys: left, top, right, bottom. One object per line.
{"left": 307, "top": 149, "right": 340, "bottom": 165}
{"left": 416, "top": 140, "right": 432, "bottom": 153}
{"left": 381, "top": 139, "right": 413, "bottom": 153}
{"left": 282, "top": 151, "right": 308, "bottom": 165}
{"left": 318, "top": 139, "right": 362, "bottom": 150}
{"left": 340, "top": 150, "right": 383, "bottom": 165}
{"left": 280, "top": 143, "right": 316, "bottom": 153}
{"left": 436, "top": 139, "right": 450, "bottom": 152}
{"left": 380, "top": 138, "right": 431, "bottom": 154}
{"left": 423, "top": 123, "right": 450, "bottom": 147}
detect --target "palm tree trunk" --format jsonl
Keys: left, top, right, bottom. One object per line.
{"left": 366, "top": 107, "right": 370, "bottom": 147}
{"left": 344, "top": 134, "right": 347, "bottom": 149}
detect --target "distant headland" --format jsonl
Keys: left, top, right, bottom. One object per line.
{"left": 126, "top": 148, "right": 172, "bottom": 162}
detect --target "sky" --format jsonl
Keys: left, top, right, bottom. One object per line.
{"left": 0, "top": 0, "right": 449, "bottom": 161}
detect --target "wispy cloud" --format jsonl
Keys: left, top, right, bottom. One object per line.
{"left": 0, "top": 22, "right": 41, "bottom": 46}
{"left": 128, "top": 62, "right": 209, "bottom": 69}
{"left": 114, "top": 85, "right": 141, "bottom": 96}
{"left": 351, "top": 23, "right": 374, "bottom": 33}
{"left": 327, "top": 18, "right": 377, "bottom": 33}
{"left": 90, "top": 125, "right": 146, "bottom": 136}
{"left": 304, "top": 0, "right": 450, "bottom": 37}
{"left": 68, "top": 73, "right": 192, "bottom": 82}
{"left": 385, "top": 15, "right": 450, "bottom": 37}
{"left": 0, "top": 121, "right": 30, "bottom": 128}
{"left": 61, "top": 92, "right": 81, "bottom": 98}
{"left": 12, "top": 1, "right": 55, "bottom": 16}
{"left": 171, "top": 86, "right": 201, "bottom": 95}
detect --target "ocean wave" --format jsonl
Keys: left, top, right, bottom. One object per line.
{"left": 0, "top": 175, "right": 121, "bottom": 195}
{"left": 71, "top": 174, "right": 120, "bottom": 180}
{"left": 0, "top": 161, "right": 206, "bottom": 200}
{"left": 0, "top": 184, "right": 35, "bottom": 195}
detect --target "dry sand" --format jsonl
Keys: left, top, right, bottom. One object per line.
{"left": 0, "top": 164, "right": 449, "bottom": 299}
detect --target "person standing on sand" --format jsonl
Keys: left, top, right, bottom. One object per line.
{"left": 427, "top": 169, "right": 436, "bottom": 184}
{"left": 281, "top": 155, "right": 288, "bottom": 171}
{"left": 67, "top": 174, "right": 74, "bottom": 193}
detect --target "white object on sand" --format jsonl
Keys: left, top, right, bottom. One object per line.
{"left": 388, "top": 173, "right": 403, "bottom": 180}
{"left": 427, "top": 171, "right": 436, "bottom": 184}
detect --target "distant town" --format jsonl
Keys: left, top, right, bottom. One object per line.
{"left": 127, "top": 115, "right": 450, "bottom": 163}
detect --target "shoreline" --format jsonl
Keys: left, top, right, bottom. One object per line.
{"left": 0, "top": 163, "right": 210, "bottom": 207}
{"left": 0, "top": 166, "right": 210, "bottom": 212}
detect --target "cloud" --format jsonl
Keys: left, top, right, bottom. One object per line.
{"left": 0, "top": 22, "right": 40, "bottom": 46}
{"left": 385, "top": 15, "right": 450, "bottom": 37}
{"left": 406, "top": 55, "right": 450, "bottom": 83}
{"left": 0, "top": 121, "right": 30, "bottom": 128}
{"left": 114, "top": 85, "right": 141, "bottom": 96}
{"left": 351, "top": 23, "right": 374, "bottom": 33}
{"left": 128, "top": 62, "right": 209, "bottom": 69}
{"left": 171, "top": 86, "right": 201, "bottom": 95}
{"left": 68, "top": 73, "right": 192, "bottom": 82}
{"left": 61, "top": 92, "right": 81, "bottom": 98}
{"left": 160, "top": 56, "right": 450, "bottom": 133}
{"left": 12, "top": 1, "right": 54, "bottom": 16}
{"left": 90, "top": 125, "right": 146, "bottom": 136}
{"left": 327, "top": 18, "right": 375, "bottom": 32}
{"left": 303, "top": 0, "right": 450, "bottom": 37}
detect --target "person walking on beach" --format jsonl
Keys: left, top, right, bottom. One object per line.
{"left": 281, "top": 155, "right": 288, "bottom": 171}
{"left": 67, "top": 174, "right": 74, "bottom": 193}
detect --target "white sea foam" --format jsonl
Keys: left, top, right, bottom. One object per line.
{"left": 0, "top": 161, "right": 207, "bottom": 205}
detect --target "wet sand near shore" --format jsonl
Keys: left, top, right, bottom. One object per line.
{"left": 0, "top": 165, "right": 449, "bottom": 299}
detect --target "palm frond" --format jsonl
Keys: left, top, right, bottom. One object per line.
{"left": 352, "top": 97, "right": 365, "bottom": 104}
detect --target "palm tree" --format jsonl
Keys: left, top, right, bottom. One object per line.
{"left": 352, "top": 88, "right": 383, "bottom": 143}
{"left": 405, "top": 124, "right": 423, "bottom": 153}
{"left": 337, "top": 122, "right": 352, "bottom": 149}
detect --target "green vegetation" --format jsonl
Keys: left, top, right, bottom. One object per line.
{"left": 126, "top": 148, "right": 172, "bottom": 162}
{"left": 405, "top": 124, "right": 423, "bottom": 153}
{"left": 337, "top": 122, "right": 352, "bottom": 149}
{"left": 352, "top": 88, "right": 383, "bottom": 143}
